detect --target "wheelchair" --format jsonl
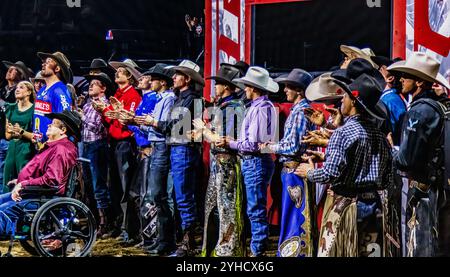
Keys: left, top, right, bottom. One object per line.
{"left": 0, "top": 158, "right": 97, "bottom": 257}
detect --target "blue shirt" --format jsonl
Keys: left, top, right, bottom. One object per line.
{"left": 380, "top": 88, "right": 407, "bottom": 145}
{"left": 141, "top": 90, "right": 176, "bottom": 142}
{"left": 129, "top": 91, "right": 160, "bottom": 147}
{"left": 269, "top": 98, "right": 312, "bottom": 161}
{"left": 33, "top": 81, "right": 72, "bottom": 142}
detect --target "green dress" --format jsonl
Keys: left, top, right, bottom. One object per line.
{"left": 3, "top": 103, "right": 34, "bottom": 192}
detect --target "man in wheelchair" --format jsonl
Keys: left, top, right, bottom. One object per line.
{"left": 0, "top": 110, "right": 80, "bottom": 238}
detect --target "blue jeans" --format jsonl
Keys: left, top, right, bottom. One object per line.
{"left": 0, "top": 139, "right": 9, "bottom": 193}
{"left": 170, "top": 145, "right": 200, "bottom": 231}
{"left": 241, "top": 156, "right": 274, "bottom": 256}
{"left": 83, "top": 139, "right": 111, "bottom": 209}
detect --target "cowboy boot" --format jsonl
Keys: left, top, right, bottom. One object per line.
{"left": 173, "top": 226, "right": 196, "bottom": 257}
{"left": 97, "top": 207, "right": 113, "bottom": 239}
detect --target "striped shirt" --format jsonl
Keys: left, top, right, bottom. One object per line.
{"left": 82, "top": 97, "right": 109, "bottom": 143}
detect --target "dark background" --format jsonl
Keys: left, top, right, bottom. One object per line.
{"left": 0, "top": 0, "right": 205, "bottom": 76}
{"left": 253, "top": 0, "right": 392, "bottom": 72}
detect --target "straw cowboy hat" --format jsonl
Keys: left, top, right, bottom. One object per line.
{"left": 275, "top": 68, "right": 313, "bottom": 91}
{"left": 2, "top": 60, "right": 34, "bottom": 80}
{"left": 305, "top": 72, "right": 345, "bottom": 102}
{"left": 109, "top": 59, "right": 142, "bottom": 82}
{"left": 37, "top": 51, "right": 72, "bottom": 84}
{"left": 340, "top": 45, "right": 377, "bottom": 68}
{"left": 206, "top": 64, "right": 243, "bottom": 89}
{"left": 233, "top": 66, "right": 279, "bottom": 93}
{"left": 387, "top": 51, "right": 450, "bottom": 89}
{"left": 172, "top": 60, "right": 205, "bottom": 86}
{"left": 333, "top": 74, "right": 384, "bottom": 120}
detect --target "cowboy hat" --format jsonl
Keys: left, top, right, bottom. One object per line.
{"left": 206, "top": 64, "right": 243, "bottom": 89}
{"left": 172, "top": 60, "right": 205, "bottom": 86}
{"left": 387, "top": 51, "right": 450, "bottom": 89}
{"left": 332, "top": 58, "right": 385, "bottom": 88}
{"left": 81, "top": 58, "right": 108, "bottom": 70}
{"left": 45, "top": 110, "right": 82, "bottom": 141}
{"left": 276, "top": 68, "right": 313, "bottom": 91}
{"left": 333, "top": 74, "right": 384, "bottom": 120}
{"left": 370, "top": 56, "right": 403, "bottom": 68}
{"left": 305, "top": 72, "right": 345, "bottom": 102}
{"left": 2, "top": 61, "right": 34, "bottom": 80}
{"left": 109, "top": 59, "right": 142, "bottom": 82}
{"left": 30, "top": 71, "right": 45, "bottom": 83}
{"left": 37, "top": 52, "right": 72, "bottom": 84}
{"left": 84, "top": 73, "right": 115, "bottom": 94}
{"left": 141, "top": 63, "right": 174, "bottom": 85}
{"left": 340, "top": 45, "right": 377, "bottom": 68}
{"left": 220, "top": 60, "right": 250, "bottom": 77}
{"left": 233, "top": 66, "right": 279, "bottom": 93}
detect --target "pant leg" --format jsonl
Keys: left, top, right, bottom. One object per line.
{"left": 3, "top": 142, "right": 17, "bottom": 193}
{"left": 170, "top": 145, "right": 199, "bottom": 231}
{"left": 0, "top": 193, "right": 19, "bottom": 235}
{"left": 0, "top": 139, "right": 10, "bottom": 193}
{"left": 241, "top": 156, "right": 274, "bottom": 256}
{"left": 167, "top": 169, "right": 175, "bottom": 216}
{"left": 148, "top": 142, "right": 175, "bottom": 248}
{"left": 85, "top": 139, "right": 111, "bottom": 209}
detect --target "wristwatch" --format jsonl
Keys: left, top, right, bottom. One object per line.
{"left": 19, "top": 129, "right": 25, "bottom": 136}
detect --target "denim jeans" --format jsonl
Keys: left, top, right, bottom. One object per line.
{"left": 0, "top": 139, "right": 9, "bottom": 193}
{"left": 0, "top": 193, "right": 40, "bottom": 236}
{"left": 170, "top": 145, "right": 200, "bottom": 231}
{"left": 147, "top": 142, "right": 175, "bottom": 247}
{"left": 241, "top": 155, "right": 274, "bottom": 256}
{"left": 83, "top": 139, "right": 111, "bottom": 209}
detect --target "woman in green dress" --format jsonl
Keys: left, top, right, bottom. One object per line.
{"left": 2, "top": 81, "right": 35, "bottom": 192}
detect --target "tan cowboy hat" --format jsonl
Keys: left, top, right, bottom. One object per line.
{"left": 109, "top": 59, "right": 142, "bottom": 82}
{"left": 340, "top": 45, "right": 377, "bottom": 68}
{"left": 37, "top": 51, "right": 72, "bottom": 84}
{"left": 305, "top": 72, "right": 345, "bottom": 102}
{"left": 172, "top": 60, "right": 205, "bottom": 86}
{"left": 387, "top": 51, "right": 450, "bottom": 89}
{"left": 233, "top": 66, "right": 279, "bottom": 93}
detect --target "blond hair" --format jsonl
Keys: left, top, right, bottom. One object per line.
{"left": 17, "top": 81, "right": 36, "bottom": 103}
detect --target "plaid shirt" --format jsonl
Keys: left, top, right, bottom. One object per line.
{"left": 307, "top": 114, "right": 392, "bottom": 196}
{"left": 82, "top": 97, "right": 109, "bottom": 142}
{"left": 270, "top": 98, "right": 312, "bottom": 161}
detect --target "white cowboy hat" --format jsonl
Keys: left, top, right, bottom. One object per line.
{"left": 109, "top": 59, "right": 142, "bottom": 82}
{"left": 305, "top": 72, "right": 345, "bottom": 102}
{"left": 233, "top": 66, "right": 279, "bottom": 93}
{"left": 171, "top": 59, "right": 205, "bottom": 86}
{"left": 340, "top": 45, "right": 377, "bottom": 68}
{"left": 387, "top": 51, "right": 450, "bottom": 89}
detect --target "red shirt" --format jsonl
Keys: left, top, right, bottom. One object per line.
{"left": 18, "top": 137, "right": 78, "bottom": 196}
{"left": 103, "top": 85, "right": 142, "bottom": 140}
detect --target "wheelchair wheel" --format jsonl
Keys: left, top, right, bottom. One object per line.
{"left": 30, "top": 198, "right": 97, "bottom": 257}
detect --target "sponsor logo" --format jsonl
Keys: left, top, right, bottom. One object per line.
{"left": 35, "top": 100, "right": 52, "bottom": 114}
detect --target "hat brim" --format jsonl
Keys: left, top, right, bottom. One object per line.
{"left": 2, "top": 61, "right": 33, "bottom": 79}
{"left": 340, "top": 46, "right": 377, "bottom": 68}
{"left": 84, "top": 74, "right": 115, "bottom": 92}
{"left": 172, "top": 66, "right": 205, "bottom": 86}
{"left": 370, "top": 56, "right": 393, "bottom": 67}
{"left": 233, "top": 77, "right": 279, "bottom": 93}
{"left": 109, "top": 62, "right": 142, "bottom": 82}
{"left": 277, "top": 79, "right": 308, "bottom": 90}
{"left": 388, "top": 61, "right": 450, "bottom": 89}
{"left": 37, "top": 52, "right": 71, "bottom": 84}
{"left": 332, "top": 79, "right": 384, "bottom": 121}
{"left": 45, "top": 112, "right": 80, "bottom": 140}
{"left": 142, "top": 72, "right": 173, "bottom": 83}
{"left": 305, "top": 78, "right": 344, "bottom": 102}
{"left": 206, "top": 76, "right": 244, "bottom": 89}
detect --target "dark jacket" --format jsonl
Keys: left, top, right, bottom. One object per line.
{"left": 0, "top": 84, "right": 17, "bottom": 140}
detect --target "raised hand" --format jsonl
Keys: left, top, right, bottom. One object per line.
{"left": 109, "top": 96, "right": 124, "bottom": 111}
{"left": 92, "top": 99, "right": 107, "bottom": 112}
{"left": 325, "top": 107, "right": 343, "bottom": 129}
{"left": 303, "top": 108, "right": 325, "bottom": 127}
{"left": 301, "top": 149, "right": 325, "bottom": 163}
{"left": 302, "top": 130, "right": 329, "bottom": 147}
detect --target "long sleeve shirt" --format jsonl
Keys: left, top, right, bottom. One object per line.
{"left": 380, "top": 88, "right": 407, "bottom": 146}
{"left": 156, "top": 88, "right": 203, "bottom": 146}
{"left": 17, "top": 137, "right": 78, "bottom": 196}
{"left": 229, "top": 95, "right": 277, "bottom": 154}
{"left": 33, "top": 81, "right": 72, "bottom": 142}
{"left": 307, "top": 115, "right": 392, "bottom": 197}
{"left": 128, "top": 91, "right": 159, "bottom": 147}
{"left": 269, "top": 98, "right": 311, "bottom": 161}
{"left": 140, "top": 90, "right": 176, "bottom": 142}
{"left": 102, "top": 85, "right": 142, "bottom": 141}
{"left": 82, "top": 97, "right": 109, "bottom": 142}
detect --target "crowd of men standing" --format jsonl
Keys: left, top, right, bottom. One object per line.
{"left": 0, "top": 43, "right": 449, "bottom": 257}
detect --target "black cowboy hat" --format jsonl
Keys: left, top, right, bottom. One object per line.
{"left": 81, "top": 58, "right": 108, "bottom": 70}
{"left": 141, "top": 63, "right": 175, "bottom": 85}
{"left": 2, "top": 61, "right": 34, "bottom": 80}
{"left": 370, "top": 56, "right": 403, "bottom": 68}
{"left": 220, "top": 61, "right": 250, "bottom": 77}
{"left": 37, "top": 51, "right": 72, "bottom": 84}
{"left": 45, "top": 110, "right": 82, "bottom": 141}
{"left": 83, "top": 73, "right": 115, "bottom": 94}
{"left": 275, "top": 68, "right": 313, "bottom": 91}
{"left": 331, "top": 58, "right": 385, "bottom": 88}
{"left": 206, "top": 64, "right": 242, "bottom": 89}
{"left": 333, "top": 74, "right": 383, "bottom": 120}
